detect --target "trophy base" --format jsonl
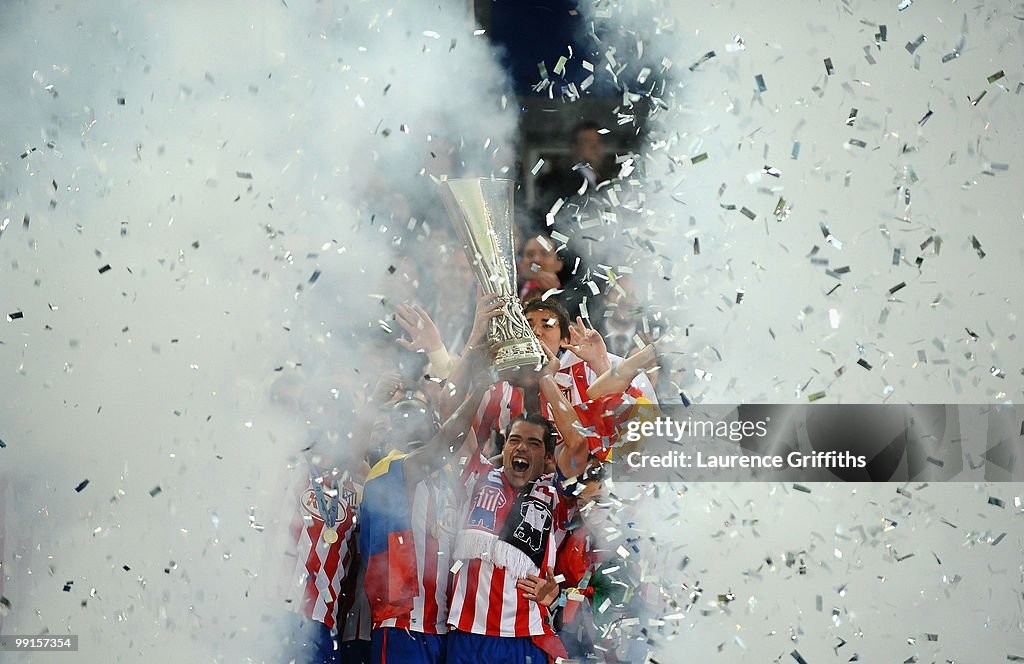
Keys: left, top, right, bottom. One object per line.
{"left": 492, "top": 338, "right": 545, "bottom": 374}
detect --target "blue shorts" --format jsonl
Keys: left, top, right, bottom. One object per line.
{"left": 445, "top": 629, "right": 547, "bottom": 664}
{"left": 339, "top": 638, "right": 371, "bottom": 663}
{"left": 369, "top": 627, "right": 446, "bottom": 664}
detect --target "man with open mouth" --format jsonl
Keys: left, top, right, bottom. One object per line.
{"left": 440, "top": 343, "right": 597, "bottom": 664}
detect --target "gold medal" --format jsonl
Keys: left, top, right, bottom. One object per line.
{"left": 322, "top": 527, "right": 339, "bottom": 544}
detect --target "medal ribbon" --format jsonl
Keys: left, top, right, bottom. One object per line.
{"left": 311, "top": 473, "right": 339, "bottom": 529}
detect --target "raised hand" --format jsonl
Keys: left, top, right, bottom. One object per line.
{"left": 466, "top": 292, "right": 504, "bottom": 349}
{"left": 394, "top": 303, "right": 443, "bottom": 353}
{"left": 368, "top": 371, "right": 404, "bottom": 405}
{"left": 538, "top": 339, "right": 561, "bottom": 379}
{"left": 566, "top": 315, "right": 611, "bottom": 374}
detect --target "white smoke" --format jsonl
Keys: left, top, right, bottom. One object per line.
{"left": 0, "top": 0, "right": 516, "bottom": 661}
{"left": 564, "top": 0, "right": 1024, "bottom": 662}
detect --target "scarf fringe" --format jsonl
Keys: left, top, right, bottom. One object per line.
{"left": 454, "top": 529, "right": 541, "bottom": 580}
{"left": 453, "top": 529, "right": 497, "bottom": 562}
{"left": 490, "top": 539, "right": 540, "bottom": 579}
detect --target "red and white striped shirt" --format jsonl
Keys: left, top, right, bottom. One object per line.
{"left": 558, "top": 352, "right": 657, "bottom": 407}
{"left": 374, "top": 478, "right": 455, "bottom": 635}
{"left": 447, "top": 454, "right": 575, "bottom": 638}
{"left": 288, "top": 475, "right": 360, "bottom": 629}
{"left": 472, "top": 351, "right": 657, "bottom": 439}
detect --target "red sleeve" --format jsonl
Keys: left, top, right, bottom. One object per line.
{"left": 554, "top": 527, "right": 589, "bottom": 587}
{"left": 555, "top": 527, "right": 594, "bottom": 624}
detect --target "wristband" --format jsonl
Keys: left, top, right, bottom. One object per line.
{"left": 426, "top": 347, "right": 454, "bottom": 380}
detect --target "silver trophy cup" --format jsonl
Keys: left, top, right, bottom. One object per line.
{"left": 438, "top": 177, "right": 545, "bottom": 373}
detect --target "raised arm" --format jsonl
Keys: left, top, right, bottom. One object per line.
{"left": 334, "top": 371, "right": 403, "bottom": 481}
{"left": 537, "top": 342, "right": 591, "bottom": 479}
{"left": 394, "top": 303, "right": 453, "bottom": 380}
{"left": 403, "top": 347, "right": 494, "bottom": 488}
{"left": 586, "top": 343, "right": 658, "bottom": 400}
{"left": 566, "top": 315, "right": 611, "bottom": 378}
{"left": 436, "top": 293, "right": 502, "bottom": 421}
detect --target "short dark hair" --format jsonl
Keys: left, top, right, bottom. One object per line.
{"left": 523, "top": 298, "right": 571, "bottom": 341}
{"left": 505, "top": 413, "right": 556, "bottom": 455}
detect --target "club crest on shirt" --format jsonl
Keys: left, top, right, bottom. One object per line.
{"left": 468, "top": 485, "right": 507, "bottom": 532}
{"left": 299, "top": 488, "right": 351, "bottom": 523}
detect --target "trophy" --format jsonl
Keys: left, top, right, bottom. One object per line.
{"left": 438, "top": 177, "right": 545, "bottom": 373}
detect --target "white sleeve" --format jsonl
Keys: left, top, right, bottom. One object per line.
{"left": 606, "top": 354, "right": 659, "bottom": 404}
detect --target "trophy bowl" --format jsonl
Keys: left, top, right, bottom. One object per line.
{"left": 437, "top": 177, "right": 545, "bottom": 374}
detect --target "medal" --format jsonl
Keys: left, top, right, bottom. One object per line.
{"left": 310, "top": 471, "right": 340, "bottom": 545}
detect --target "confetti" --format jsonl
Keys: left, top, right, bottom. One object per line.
{"left": 987, "top": 496, "right": 1005, "bottom": 508}
{"left": 75, "top": 479, "right": 90, "bottom": 493}
{"left": 905, "top": 35, "right": 926, "bottom": 54}
{"left": 150, "top": 485, "right": 163, "bottom": 497}
{"left": 824, "top": 58, "right": 834, "bottom": 75}
{"left": 970, "top": 236, "right": 985, "bottom": 259}
{"left": 6, "top": 311, "right": 24, "bottom": 322}
{"left": 235, "top": 171, "right": 253, "bottom": 179}
{"left": 793, "top": 484, "right": 812, "bottom": 494}
{"left": 98, "top": 264, "right": 112, "bottom": 274}
{"left": 688, "top": 51, "right": 716, "bottom": 71}
{"left": 754, "top": 74, "right": 767, "bottom": 92}
{"left": 857, "top": 359, "right": 873, "bottom": 370}
{"left": 987, "top": 70, "right": 1005, "bottom": 84}
{"left": 889, "top": 282, "right": 907, "bottom": 295}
